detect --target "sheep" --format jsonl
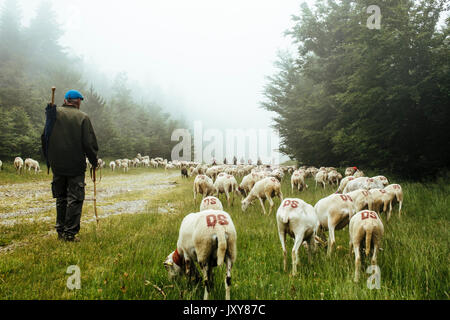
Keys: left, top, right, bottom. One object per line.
{"left": 14, "top": 157, "right": 24, "bottom": 174}
{"left": 372, "top": 175, "right": 389, "bottom": 187}
{"left": 238, "top": 172, "right": 264, "bottom": 197}
{"left": 121, "top": 161, "right": 129, "bottom": 173}
{"left": 336, "top": 176, "right": 356, "bottom": 193}
{"left": 109, "top": 161, "right": 116, "bottom": 171}
{"left": 241, "top": 177, "right": 284, "bottom": 215}
{"left": 315, "top": 170, "right": 328, "bottom": 189}
{"left": 384, "top": 184, "right": 404, "bottom": 217}
{"left": 97, "top": 158, "right": 106, "bottom": 169}
{"left": 181, "top": 166, "right": 189, "bottom": 178}
{"left": 349, "top": 210, "right": 384, "bottom": 282}
{"left": 314, "top": 193, "right": 355, "bottom": 255}
{"left": 214, "top": 174, "right": 240, "bottom": 207}
{"left": 150, "top": 159, "right": 158, "bottom": 168}
{"left": 343, "top": 177, "right": 384, "bottom": 193}
{"left": 370, "top": 184, "right": 403, "bottom": 221}
{"left": 193, "top": 175, "right": 217, "bottom": 204}
{"left": 291, "top": 170, "right": 307, "bottom": 193}
{"left": 353, "top": 170, "right": 365, "bottom": 178}
{"left": 276, "top": 198, "right": 319, "bottom": 275}
{"left": 115, "top": 159, "right": 122, "bottom": 168}
{"left": 27, "top": 159, "right": 40, "bottom": 174}
{"left": 200, "top": 196, "right": 224, "bottom": 211}
{"left": 345, "top": 167, "right": 357, "bottom": 176}
{"left": 345, "top": 189, "right": 373, "bottom": 213}
{"left": 327, "top": 170, "right": 342, "bottom": 186}
{"left": 269, "top": 168, "right": 284, "bottom": 182}
{"left": 163, "top": 210, "right": 237, "bottom": 300}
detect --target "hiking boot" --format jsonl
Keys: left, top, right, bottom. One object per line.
{"left": 64, "top": 235, "right": 80, "bottom": 242}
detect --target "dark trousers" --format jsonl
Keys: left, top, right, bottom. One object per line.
{"left": 51, "top": 174, "right": 86, "bottom": 237}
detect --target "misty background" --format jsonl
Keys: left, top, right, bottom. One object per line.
{"left": 2, "top": 0, "right": 311, "bottom": 162}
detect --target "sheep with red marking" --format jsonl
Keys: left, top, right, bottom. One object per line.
{"left": 241, "top": 177, "right": 283, "bottom": 215}
{"left": 315, "top": 169, "right": 328, "bottom": 189}
{"left": 214, "top": 174, "right": 240, "bottom": 207}
{"left": 200, "top": 196, "right": 223, "bottom": 211}
{"left": 291, "top": 170, "right": 308, "bottom": 192}
{"left": 276, "top": 198, "right": 319, "bottom": 275}
{"left": 384, "top": 184, "right": 404, "bottom": 217}
{"left": 163, "top": 210, "right": 237, "bottom": 300}
{"left": 193, "top": 174, "right": 217, "bottom": 204}
{"left": 372, "top": 175, "right": 389, "bottom": 187}
{"left": 336, "top": 176, "right": 356, "bottom": 193}
{"left": 349, "top": 210, "right": 384, "bottom": 282}
{"left": 239, "top": 172, "right": 265, "bottom": 197}
{"left": 343, "top": 177, "right": 384, "bottom": 193}
{"left": 345, "top": 167, "right": 357, "bottom": 176}
{"left": 345, "top": 189, "right": 373, "bottom": 213}
{"left": 314, "top": 193, "right": 355, "bottom": 255}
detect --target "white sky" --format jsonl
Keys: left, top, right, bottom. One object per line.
{"left": 11, "top": 0, "right": 313, "bottom": 162}
{"left": 15, "top": 0, "right": 306, "bottom": 132}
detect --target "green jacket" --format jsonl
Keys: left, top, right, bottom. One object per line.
{"left": 46, "top": 104, "right": 98, "bottom": 176}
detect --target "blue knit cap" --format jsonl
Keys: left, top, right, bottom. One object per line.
{"left": 64, "top": 90, "right": 84, "bottom": 100}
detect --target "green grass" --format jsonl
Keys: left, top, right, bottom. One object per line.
{"left": 0, "top": 169, "right": 448, "bottom": 300}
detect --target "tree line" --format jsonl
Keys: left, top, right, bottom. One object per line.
{"left": 262, "top": 0, "right": 449, "bottom": 179}
{"left": 0, "top": 0, "right": 185, "bottom": 162}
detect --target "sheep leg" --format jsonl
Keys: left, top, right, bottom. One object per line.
{"left": 327, "top": 224, "right": 336, "bottom": 256}
{"left": 292, "top": 231, "right": 304, "bottom": 276}
{"left": 265, "top": 193, "right": 274, "bottom": 215}
{"left": 257, "top": 196, "right": 267, "bottom": 215}
{"left": 354, "top": 244, "right": 361, "bottom": 282}
{"left": 225, "top": 256, "right": 232, "bottom": 300}
{"left": 201, "top": 263, "right": 210, "bottom": 300}
{"left": 278, "top": 229, "right": 287, "bottom": 272}
{"left": 371, "top": 242, "right": 378, "bottom": 266}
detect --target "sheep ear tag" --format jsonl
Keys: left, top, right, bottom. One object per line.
{"left": 172, "top": 249, "right": 182, "bottom": 266}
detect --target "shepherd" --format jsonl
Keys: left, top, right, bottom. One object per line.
{"left": 41, "top": 89, "right": 99, "bottom": 242}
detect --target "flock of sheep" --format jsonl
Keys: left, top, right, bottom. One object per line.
{"left": 6, "top": 157, "right": 42, "bottom": 174}
{"left": 3, "top": 153, "right": 404, "bottom": 300}
{"left": 164, "top": 163, "right": 404, "bottom": 300}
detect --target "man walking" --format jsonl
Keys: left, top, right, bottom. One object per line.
{"left": 42, "top": 89, "right": 98, "bottom": 242}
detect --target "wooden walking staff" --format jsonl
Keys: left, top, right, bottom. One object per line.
{"left": 90, "top": 166, "right": 100, "bottom": 226}
{"left": 51, "top": 87, "right": 56, "bottom": 104}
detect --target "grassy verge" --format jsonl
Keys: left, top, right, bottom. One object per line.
{"left": 0, "top": 170, "right": 448, "bottom": 300}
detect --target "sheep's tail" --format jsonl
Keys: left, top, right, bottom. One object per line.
{"left": 365, "top": 226, "right": 373, "bottom": 257}
{"left": 216, "top": 227, "right": 227, "bottom": 266}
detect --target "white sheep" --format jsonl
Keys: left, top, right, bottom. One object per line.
{"left": 276, "top": 198, "right": 319, "bottom": 275}
{"left": 345, "top": 189, "right": 373, "bottom": 213}
{"left": 241, "top": 177, "right": 284, "bottom": 215}
{"left": 121, "top": 161, "right": 129, "bottom": 173}
{"left": 109, "top": 161, "right": 116, "bottom": 171}
{"left": 291, "top": 170, "right": 307, "bottom": 192}
{"left": 14, "top": 157, "right": 24, "bottom": 174}
{"left": 28, "top": 159, "right": 40, "bottom": 174}
{"left": 349, "top": 210, "right": 384, "bottom": 282}
{"left": 314, "top": 193, "right": 355, "bottom": 255}
{"left": 343, "top": 177, "right": 384, "bottom": 193}
{"left": 384, "top": 183, "right": 404, "bottom": 217}
{"left": 193, "top": 175, "right": 217, "bottom": 204}
{"left": 164, "top": 210, "right": 237, "bottom": 300}
{"left": 315, "top": 170, "right": 328, "bottom": 189}
{"left": 200, "top": 196, "right": 224, "bottom": 211}
{"left": 214, "top": 174, "right": 240, "bottom": 207}
{"left": 372, "top": 175, "right": 389, "bottom": 187}
{"left": 345, "top": 167, "right": 357, "bottom": 176}
{"left": 353, "top": 170, "right": 365, "bottom": 178}
{"left": 336, "top": 176, "right": 356, "bottom": 193}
